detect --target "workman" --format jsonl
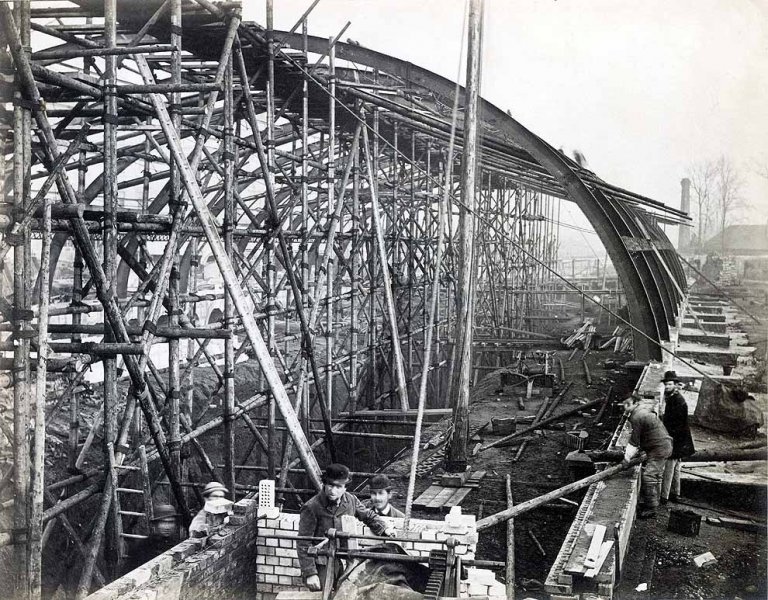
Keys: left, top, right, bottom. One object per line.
{"left": 189, "top": 481, "right": 231, "bottom": 536}
{"left": 297, "top": 463, "right": 394, "bottom": 592}
{"left": 621, "top": 393, "right": 673, "bottom": 518}
{"left": 367, "top": 474, "right": 405, "bottom": 517}
{"left": 660, "top": 371, "right": 695, "bottom": 504}
{"left": 123, "top": 503, "right": 180, "bottom": 573}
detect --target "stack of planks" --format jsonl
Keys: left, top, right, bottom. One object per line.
{"left": 599, "top": 326, "right": 633, "bottom": 353}
{"left": 562, "top": 320, "right": 596, "bottom": 350}
{"left": 580, "top": 523, "right": 614, "bottom": 579}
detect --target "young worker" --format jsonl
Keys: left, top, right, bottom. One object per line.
{"left": 297, "top": 463, "right": 394, "bottom": 592}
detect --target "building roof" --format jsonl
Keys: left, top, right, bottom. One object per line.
{"left": 700, "top": 225, "right": 768, "bottom": 254}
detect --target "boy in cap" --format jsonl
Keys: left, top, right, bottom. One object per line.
{"left": 189, "top": 481, "right": 231, "bottom": 536}
{"left": 660, "top": 371, "right": 695, "bottom": 503}
{"left": 367, "top": 474, "right": 405, "bottom": 518}
{"left": 621, "top": 392, "right": 673, "bottom": 518}
{"left": 298, "top": 463, "right": 394, "bottom": 592}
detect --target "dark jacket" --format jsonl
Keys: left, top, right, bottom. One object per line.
{"left": 628, "top": 403, "right": 673, "bottom": 459}
{"left": 663, "top": 389, "right": 695, "bottom": 459}
{"left": 297, "top": 491, "right": 387, "bottom": 578}
{"left": 365, "top": 501, "right": 405, "bottom": 518}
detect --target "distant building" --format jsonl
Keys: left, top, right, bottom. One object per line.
{"left": 693, "top": 224, "right": 768, "bottom": 285}
{"left": 699, "top": 224, "right": 768, "bottom": 256}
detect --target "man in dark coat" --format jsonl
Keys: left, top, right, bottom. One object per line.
{"left": 367, "top": 474, "right": 405, "bottom": 518}
{"left": 660, "top": 371, "right": 695, "bottom": 503}
{"left": 622, "top": 393, "right": 673, "bottom": 518}
{"left": 297, "top": 463, "right": 394, "bottom": 592}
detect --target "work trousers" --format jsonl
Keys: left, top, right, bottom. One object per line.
{"left": 641, "top": 456, "right": 667, "bottom": 508}
{"left": 661, "top": 458, "right": 681, "bottom": 500}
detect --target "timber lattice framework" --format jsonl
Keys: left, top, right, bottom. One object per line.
{"left": 0, "top": 0, "right": 688, "bottom": 597}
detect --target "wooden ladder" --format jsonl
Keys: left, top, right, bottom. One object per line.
{"left": 107, "top": 443, "right": 154, "bottom": 559}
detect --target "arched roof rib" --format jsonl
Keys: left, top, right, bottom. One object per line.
{"left": 35, "top": 3, "right": 686, "bottom": 359}
{"left": 259, "top": 29, "right": 686, "bottom": 359}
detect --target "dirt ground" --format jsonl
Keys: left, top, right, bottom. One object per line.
{"left": 384, "top": 315, "right": 639, "bottom": 598}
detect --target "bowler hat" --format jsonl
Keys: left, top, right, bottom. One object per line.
{"left": 369, "top": 474, "right": 393, "bottom": 491}
{"left": 323, "top": 463, "right": 351, "bottom": 484}
{"left": 151, "top": 503, "right": 179, "bottom": 522}
{"left": 661, "top": 370, "right": 679, "bottom": 383}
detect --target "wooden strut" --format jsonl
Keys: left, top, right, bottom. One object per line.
{"left": 476, "top": 458, "right": 642, "bottom": 532}
{"left": 233, "top": 39, "right": 337, "bottom": 461}
{"left": 360, "top": 113, "right": 410, "bottom": 412}
{"left": 132, "top": 52, "right": 323, "bottom": 489}
{"left": 481, "top": 397, "right": 603, "bottom": 451}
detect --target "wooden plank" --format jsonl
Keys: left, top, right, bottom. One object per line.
{"left": 443, "top": 487, "right": 474, "bottom": 508}
{"left": 413, "top": 485, "right": 444, "bottom": 508}
{"left": 426, "top": 487, "right": 458, "bottom": 509}
{"left": 584, "top": 524, "right": 606, "bottom": 569}
{"left": 585, "top": 541, "right": 614, "bottom": 578}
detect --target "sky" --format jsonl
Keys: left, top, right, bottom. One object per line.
{"left": 244, "top": 0, "right": 768, "bottom": 254}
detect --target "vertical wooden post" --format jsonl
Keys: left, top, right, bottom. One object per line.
{"left": 167, "top": 0, "right": 183, "bottom": 514}
{"left": 325, "top": 37, "right": 336, "bottom": 417}
{"left": 11, "top": 1, "right": 32, "bottom": 593}
{"left": 265, "top": 0, "right": 277, "bottom": 480}
{"left": 506, "top": 474, "right": 515, "bottom": 600}
{"left": 101, "top": 0, "right": 121, "bottom": 575}
{"left": 445, "top": 0, "right": 483, "bottom": 472}
{"left": 223, "top": 49, "right": 236, "bottom": 499}
{"left": 28, "top": 83, "right": 52, "bottom": 600}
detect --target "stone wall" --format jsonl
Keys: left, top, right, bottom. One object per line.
{"left": 86, "top": 486, "right": 506, "bottom": 600}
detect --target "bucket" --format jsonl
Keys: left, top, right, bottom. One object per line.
{"left": 667, "top": 509, "right": 701, "bottom": 536}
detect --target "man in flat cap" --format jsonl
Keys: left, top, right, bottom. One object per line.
{"left": 660, "top": 371, "right": 695, "bottom": 504}
{"left": 367, "top": 474, "right": 405, "bottom": 518}
{"left": 622, "top": 392, "right": 673, "bottom": 519}
{"left": 297, "top": 463, "right": 394, "bottom": 592}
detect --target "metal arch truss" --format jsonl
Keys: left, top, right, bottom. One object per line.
{"left": 0, "top": 1, "right": 687, "bottom": 597}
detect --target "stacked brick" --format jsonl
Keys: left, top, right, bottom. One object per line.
{"left": 85, "top": 495, "right": 262, "bottom": 600}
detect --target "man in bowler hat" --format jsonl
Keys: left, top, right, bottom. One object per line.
{"left": 660, "top": 371, "right": 695, "bottom": 503}
{"left": 367, "top": 474, "right": 405, "bottom": 518}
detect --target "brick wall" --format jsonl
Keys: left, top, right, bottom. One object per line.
{"left": 85, "top": 494, "right": 262, "bottom": 600}
{"left": 86, "top": 492, "right": 506, "bottom": 600}
{"left": 255, "top": 507, "right": 506, "bottom": 599}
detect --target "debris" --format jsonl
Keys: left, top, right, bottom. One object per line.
{"left": 693, "top": 552, "right": 717, "bottom": 568}
{"left": 527, "top": 528, "right": 546, "bottom": 557}
{"left": 635, "top": 583, "right": 648, "bottom": 592}
{"left": 705, "top": 516, "right": 767, "bottom": 533}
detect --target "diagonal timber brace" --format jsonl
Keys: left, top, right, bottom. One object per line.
{"left": 132, "top": 52, "right": 323, "bottom": 490}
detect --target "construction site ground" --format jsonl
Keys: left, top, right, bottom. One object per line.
{"left": 384, "top": 337, "right": 638, "bottom": 599}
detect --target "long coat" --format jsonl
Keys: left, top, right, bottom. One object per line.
{"left": 663, "top": 389, "right": 695, "bottom": 459}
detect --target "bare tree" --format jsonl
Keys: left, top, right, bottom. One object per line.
{"left": 712, "top": 156, "right": 744, "bottom": 251}
{"left": 688, "top": 160, "right": 717, "bottom": 247}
